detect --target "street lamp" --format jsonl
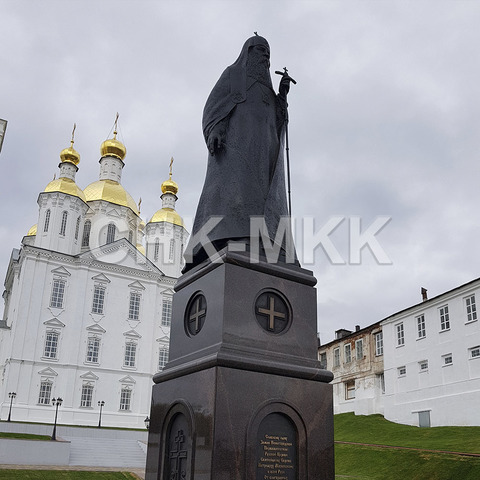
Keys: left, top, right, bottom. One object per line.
{"left": 7, "top": 392, "right": 16, "bottom": 422}
{"left": 98, "top": 400, "right": 105, "bottom": 428}
{"left": 51, "top": 397, "right": 63, "bottom": 441}
{"left": 144, "top": 416, "right": 150, "bottom": 430}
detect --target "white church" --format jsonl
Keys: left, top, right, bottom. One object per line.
{"left": 0, "top": 126, "right": 188, "bottom": 428}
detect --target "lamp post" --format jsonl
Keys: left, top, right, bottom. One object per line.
{"left": 144, "top": 416, "right": 150, "bottom": 430}
{"left": 98, "top": 400, "right": 105, "bottom": 428}
{"left": 51, "top": 397, "right": 63, "bottom": 441}
{"left": 7, "top": 392, "right": 16, "bottom": 422}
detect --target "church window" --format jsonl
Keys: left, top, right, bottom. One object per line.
{"left": 38, "top": 380, "right": 53, "bottom": 405}
{"left": 169, "top": 238, "right": 175, "bottom": 261}
{"left": 80, "top": 383, "right": 94, "bottom": 407}
{"left": 82, "top": 220, "right": 91, "bottom": 247}
{"left": 128, "top": 230, "right": 133, "bottom": 243}
{"left": 128, "top": 292, "right": 141, "bottom": 320}
{"left": 44, "top": 331, "right": 59, "bottom": 359}
{"left": 86, "top": 336, "right": 100, "bottom": 363}
{"left": 158, "top": 346, "right": 169, "bottom": 370}
{"left": 59, "top": 211, "right": 68, "bottom": 236}
{"left": 75, "top": 216, "right": 81, "bottom": 240}
{"left": 44, "top": 209, "right": 51, "bottom": 232}
{"left": 396, "top": 323, "right": 405, "bottom": 346}
{"left": 119, "top": 386, "right": 132, "bottom": 411}
{"left": 124, "top": 341, "right": 137, "bottom": 367}
{"left": 180, "top": 243, "right": 184, "bottom": 264}
{"left": 161, "top": 298, "right": 172, "bottom": 327}
{"left": 106, "top": 223, "right": 116, "bottom": 244}
{"left": 374, "top": 332, "right": 383, "bottom": 356}
{"left": 50, "top": 279, "right": 66, "bottom": 308}
{"left": 154, "top": 238, "right": 160, "bottom": 261}
{"left": 92, "top": 286, "right": 106, "bottom": 314}
{"left": 465, "top": 295, "right": 477, "bottom": 322}
{"left": 417, "top": 314, "right": 426, "bottom": 338}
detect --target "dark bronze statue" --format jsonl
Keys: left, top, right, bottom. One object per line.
{"left": 184, "top": 35, "right": 296, "bottom": 271}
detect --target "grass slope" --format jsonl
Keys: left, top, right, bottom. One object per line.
{"left": 0, "top": 432, "right": 51, "bottom": 441}
{"left": 0, "top": 472, "right": 137, "bottom": 479}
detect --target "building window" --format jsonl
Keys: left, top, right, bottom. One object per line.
{"left": 397, "top": 366, "right": 406, "bottom": 377}
{"left": 417, "top": 315, "right": 426, "bottom": 338}
{"left": 319, "top": 352, "right": 327, "bottom": 369}
{"left": 396, "top": 323, "right": 405, "bottom": 346}
{"left": 75, "top": 216, "right": 81, "bottom": 240}
{"left": 333, "top": 348, "right": 340, "bottom": 367}
{"left": 169, "top": 238, "right": 175, "bottom": 261}
{"left": 439, "top": 305, "right": 450, "bottom": 331}
{"left": 38, "top": 380, "right": 53, "bottom": 405}
{"left": 120, "top": 387, "right": 132, "bottom": 411}
{"left": 80, "top": 383, "right": 94, "bottom": 407}
{"left": 344, "top": 344, "right": 352, "bottom": 363}
{"left": 86, "top": 336, "right": 100, "bottom": 363}
{"left": 44, "top": 209, "right": 51, "bottom": 233}
{"left": 158, "top": 347, "right": 169, "bottom": 370}
{"left": 50, "top": 279, "right": 66, "bottom": 308}
{"left": 124, "top": 341, "right": 137, "bottom": 367}
{"left": 419, "top": 360, "right": 429, "bottom": 372}
{"left": 469, "top": 346, "right": 480, "bottom": 359}
{"left": 345, "top": 380, "right": 355, "bottom": 400}
{"left": 466, "top": 295, "right": 477, "bottom": 322}
{"left": 128, "top": 292, "right": 141, "bottom": 320}
{"left": 161, "top": 298, "right": 172, "bottom": 327}
{"left": 92, "top": 285, "right": 106, "bottom": 314}
{"left": 106, "top": 223, "right": 116, "bottom": 244}
{"left": 82, "top": 220, "right": 91, "bottom": 247}
{"left": 374, "top": 332, "right": 383, "bottom": 356}
{"left": 154, "top": 238, "right": 160, "bottom": 261}
{"left": 355, "top": 339, "right": 363, "bottom": 360}
{"left": 59, "top": 211, "right": 68, "bottom": 236}
{"left": 44, "top": 331, "right": 59, "bottom": 359}
{"left": 442, "top": 353, "right": 453, "bottom": 366}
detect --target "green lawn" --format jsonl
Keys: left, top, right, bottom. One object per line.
{"left": 0, "top": 472, "right": 137, "bottom": 479}
{"left": 335, "top": 413, "right": 480, "bottom": 480}
{"left": 0, "top": 431, "right": 51, "bottom": 441}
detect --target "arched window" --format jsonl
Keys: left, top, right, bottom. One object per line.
{"left": 154, "top": 238, "right": 160, "bottom": 261}
{"left": 82, "top": 220, "right": 91, "bottom": 247}
{"left": 75, "top": 216, "right": 81, "bottom": 240}
{"left": 106, "top": 223, "right": 116, "bottom": 244}
{"left": 44, "top": 209, "right": 51, "bottom": 233}
{"left": 169, "top": 238, "right": 175, "bottom": 261}
{"left": 59, "top": 211, "right": 68, "bottom": 236}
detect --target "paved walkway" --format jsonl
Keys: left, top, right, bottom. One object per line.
{"left": 0, "top": 465, "right": 145, "bottom": 479}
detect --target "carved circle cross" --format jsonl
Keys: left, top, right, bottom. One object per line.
{"left": 254, "top": 290, "right": 290, "bottom": 334}
{"left": 185, "top": 293, "right": 207, "bottom": 336}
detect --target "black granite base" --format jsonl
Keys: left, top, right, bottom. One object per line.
{"left": 145, "top": 251, "right": 334, "bottom": 479}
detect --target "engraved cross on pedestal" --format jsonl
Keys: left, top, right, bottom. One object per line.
{"left": 186, "top": 294, "right": 207, "bottom": 336}
{"left": 255, "top": 292, "right": 289, "bottom": 333}
{"left": 169, "top": 429, "right": 187, "bottom": 480}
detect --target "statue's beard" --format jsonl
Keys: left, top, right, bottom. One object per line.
{"left": 246, "top": 54, "right": 271, "bottom": 87}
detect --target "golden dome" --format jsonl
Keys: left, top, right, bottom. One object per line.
{"left": 161, "top": 178, "right": 179, "bottom": 195}
{"left": 136, "top": 243, "right": 146, "bottom": 255}
{"left": 84, "top": 179, "right": 139, "bottom": 215}
{"left": 44, "top": 177, "right": 87, "bottom": 202}
{"left": 26, "top": 224, "right": 37, "bottom": 236}
{"left": 60, "top": 141, "right": 80, "bottom": 166}
{"left": 149, "top": 207, "right": 184, "bottom": 227}
{"left": 100, "top": 132, "right": 126, "bottom": 161}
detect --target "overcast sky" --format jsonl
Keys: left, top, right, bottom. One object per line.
{"left": 1, "top": 0, "right": 480, "bottom": 343}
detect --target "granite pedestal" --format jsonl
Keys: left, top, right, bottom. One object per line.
{"left": 145, "top": 251, "right": 334, "bottom": 479}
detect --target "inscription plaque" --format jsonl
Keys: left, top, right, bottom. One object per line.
{"left": 256, "top": 413, "right": 297, "bottom": 480}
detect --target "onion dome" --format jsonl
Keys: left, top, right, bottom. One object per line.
{"left": 161, "top": 157, "right": 178, "bottom": 195}
{"left": 84, "top": 179, "right": 139, "bottom": 215}
{"left": 44, "top": 177, "right": 87, "bottom": 202}
{"left": 60, "top": 141, "right": 80, "bottom": 166}
{"left": 26, "top": 224, "right": 37, "bottom": 236}
{"left": 149, "top": 208, "right": 184, "bottom": 227}
{"left": 100, "top": 130, "right": 126, "bottom": 161}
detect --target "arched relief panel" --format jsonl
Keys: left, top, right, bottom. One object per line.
{"left": 246, "top": 401, "right": 307, "bottom": 480}
{"left": 159, "top": 400, "right": 195, "bottom": 480}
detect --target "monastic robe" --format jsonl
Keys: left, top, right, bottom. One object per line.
{"left": 185, "top": 36, "right": 291, "bottom": 270}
